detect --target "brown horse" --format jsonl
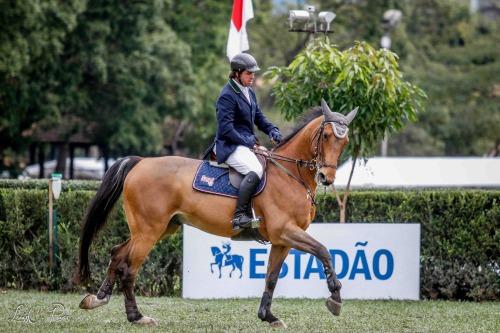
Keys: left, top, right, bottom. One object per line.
{"left": 77, "top": 99, "right": 357, "bottom": 328}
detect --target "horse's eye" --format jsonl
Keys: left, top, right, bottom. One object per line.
{"left": 323, "top": 133, "right": 328, "bottom": 140}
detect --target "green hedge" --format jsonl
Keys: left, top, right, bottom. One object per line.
{"left": 0, "top": 181, "right": 498, "bottom": 300}
{"left": 0, "top": 181, "right": 181, "bottom": 296}
{"left": 316, "top": 190, "right": 499, "bottom": 301}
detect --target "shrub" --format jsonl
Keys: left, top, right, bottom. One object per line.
{"left": 315, "top": 189, "right": 500, "bottom": 301}
{"left": 0, "top": 181, "right": 498, "bottom": 300}
{"left": 0, "top": 181, "right": 182, "bottom": 296}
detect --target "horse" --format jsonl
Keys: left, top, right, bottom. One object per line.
{"left": 77, "top": 99, "right": 357, "bottom": 328}
{"left": 210, "top": 243, "right": 244, "bottom": 278}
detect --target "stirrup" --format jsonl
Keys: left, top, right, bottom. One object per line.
{"left": 232, "top": 215, "right": 261, "bottom": 231}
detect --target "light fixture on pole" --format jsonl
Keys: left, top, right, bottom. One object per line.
{"left": 289, "top": 5, "right": 335, "bottom": 34}
{"left": 380, "top": 9, "right": 402, "bottom": 50}
{"left": 318, "top": 11, "right": 336, "bottom": 32}
{"left": 380, "top": 9, "right": 402, "bottom": 156}
{"left": 48, "top": 172, "right": 62, "bottom": 272}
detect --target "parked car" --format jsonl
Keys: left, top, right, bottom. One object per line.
{"left": 21, "top": 157, "right": 116, "bottom": 180}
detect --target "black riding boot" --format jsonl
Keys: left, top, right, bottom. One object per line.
{"left": 232, "top": 171, "right": 260, "bottom": 230}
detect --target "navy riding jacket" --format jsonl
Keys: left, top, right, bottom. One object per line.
{"left": 214, "top": 80, "right": 278, "bottom": 164}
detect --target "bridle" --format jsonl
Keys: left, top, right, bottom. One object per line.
{"left": 252, "top": 121, "right": 344, "bottom": 205}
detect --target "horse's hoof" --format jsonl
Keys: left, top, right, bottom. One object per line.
{"left": 326, "top": 296, "right": 342, "bottom": 316}
{"left": 133, "top": 316, "right": 158, "bottom": 326}
{"left": 79, "top": 294, "right": 109, "bottom": 310}
{"left": 270, "top": 319, "right": 287, "bottom": 329}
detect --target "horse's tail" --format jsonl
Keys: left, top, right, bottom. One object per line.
{"left": 77, "top": 156, "right": 143, "bottom": 284}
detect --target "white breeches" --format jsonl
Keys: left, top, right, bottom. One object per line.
{"left": 225, "top": 145, "right": 263, "bottom": 178}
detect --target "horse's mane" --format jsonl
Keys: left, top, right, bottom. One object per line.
{"left": 275, "top": 106, "right": 322, "bottom": 149}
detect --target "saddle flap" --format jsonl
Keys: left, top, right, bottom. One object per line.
{"left": 192, "top": 160, "right": 267, "bottom": 198}
{"left": 229, "top": 170, "right": 243, "bottom": 188}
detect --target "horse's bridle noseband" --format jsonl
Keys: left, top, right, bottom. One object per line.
{"left": 312, "top": 121, "right": 340, "bottom": 171}
{"left": 252, "top": 121, "right": 344, "bottom": 205}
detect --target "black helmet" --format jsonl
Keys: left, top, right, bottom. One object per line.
{"left": 230, "top": 53, "right": 260, "bottom": 72}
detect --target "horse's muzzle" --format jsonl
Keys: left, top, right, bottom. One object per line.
{"left": 318, "top": 172, "right": 333, "bottom": 186}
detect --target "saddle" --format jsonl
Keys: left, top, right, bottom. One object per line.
{"left": 209, "top": 154, "right": 267, "bottom": 190}
{"left": 194, "top": 146, "right": 269, "bottom": 243}
{"left": 192, "top": 148, "right": 267, "bottom": 199}
{"left": 201, "top": 141, "right": 268, "bottom": 187}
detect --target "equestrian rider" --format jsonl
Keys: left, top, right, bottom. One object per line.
{"left": 214, "top": 53, "right": 282, "bottom": 231}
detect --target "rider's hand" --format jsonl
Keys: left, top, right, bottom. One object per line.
{"left": 254, "top": 144, "right": 268, "bottom": 151}
{"left": 269, "top": 128, "right": 282, "bottom": 144}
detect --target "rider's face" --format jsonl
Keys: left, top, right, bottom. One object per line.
{"left": 238, "top": 70, "right": 255, "bottom": 87}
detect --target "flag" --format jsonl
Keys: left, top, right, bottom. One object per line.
{"left": 227, "top": 0, "right": 254, "bottom": 60}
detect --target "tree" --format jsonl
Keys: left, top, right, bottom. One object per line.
{"left": 266, "top": 39, "right": 426, "bottom": 222}
{"left": 392, "top": 1, "right": 500, "bottom": 156}
{"left": 162, "top": 1, "right": 233, "bottom": 155}
{"left": 0, "top": 1, "right": 87, "bottom": 172}
{"left": 70, "top": 0, "right": 196, "bottom": 157}
{"left": 0, "top": 0, "right": 197, "bottom": 175}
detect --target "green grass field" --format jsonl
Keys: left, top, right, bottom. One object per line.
{"left": 0, "top": 290, "right": 498, "bottom": 332}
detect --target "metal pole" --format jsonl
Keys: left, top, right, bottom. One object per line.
{"left": 48, "top": 179, "right": 53, "bottom": 271}
{"left": 380, "top": 33, "right": 391, "bottom": 157}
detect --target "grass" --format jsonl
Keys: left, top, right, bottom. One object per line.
{"left": 0, "top": 290, "right": 498, "bottom": 332}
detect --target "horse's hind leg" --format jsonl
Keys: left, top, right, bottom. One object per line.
{"left": 117, "top": 234, "right": 160, "bottom": 325}
{"left": 79, "top": 240, "right": 130, "bottom": 310}
{"left": 258, "top": 245, "right": 290, "bottom": 328}
{"left": 117, "top": 215, "right": 180, "bottom": 325}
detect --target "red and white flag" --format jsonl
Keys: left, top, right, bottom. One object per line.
{"left": 227, "top": 0, "right": 254, "bottom": 60}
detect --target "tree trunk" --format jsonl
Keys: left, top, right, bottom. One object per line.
{"left": 55, "top": 143, "right": 68, "bottom": 177}
{"left": 339, "top": 203, "right": 346, "bottom": 223}
{"left": 38, "top": 144, "right": 45, "bottom": 178}
{"left": 336, "top": 150, "right": 359, "bottom": 223}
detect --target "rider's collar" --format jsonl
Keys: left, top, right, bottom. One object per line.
{"left": 228, "top": 79, "right": 242, "bottom": 94}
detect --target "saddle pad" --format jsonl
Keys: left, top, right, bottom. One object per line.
{"left": 192, "top": 161, "right": 266, "bottom": 198}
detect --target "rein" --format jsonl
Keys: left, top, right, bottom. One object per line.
{"left": 252, "top": 121, "right": 339, "bottom": 206}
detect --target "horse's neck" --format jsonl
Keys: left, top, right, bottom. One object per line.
{"left": 273, "top": 120, "right": 319, "bottom": 192}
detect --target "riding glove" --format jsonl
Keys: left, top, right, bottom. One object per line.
{"left": 269, "top": 128, "right": 282, "bottom": 144}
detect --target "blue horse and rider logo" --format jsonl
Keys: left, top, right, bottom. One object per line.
{"left": 210, "top": 242, "right": 244, "bottom": 279}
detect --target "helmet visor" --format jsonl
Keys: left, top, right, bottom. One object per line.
{"left": 246, "top": 65, "right": 260, "bottom": 73}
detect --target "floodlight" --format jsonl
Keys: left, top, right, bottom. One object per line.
{"left": 382, "top": 9, "right": 402, "bottom": 27}
{"left": 288, "top": 5, "right": 334, "bottom": 34}
{"left": 318, "top": 11, "right": 336, "bottom": 31}
{"left": 289, "top": 10, "right": 311, "bottom": 29}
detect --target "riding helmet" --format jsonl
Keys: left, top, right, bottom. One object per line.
{"left": 230, "top": 53, "right": 260, "bottom": 73}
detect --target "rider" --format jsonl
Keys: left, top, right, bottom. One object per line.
{"left": 214, "top": 53, "right": 282, "bottom": 231}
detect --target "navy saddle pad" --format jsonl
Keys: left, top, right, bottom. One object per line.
{"left": 192, "top": 161, "right": 266, "bottom": 198}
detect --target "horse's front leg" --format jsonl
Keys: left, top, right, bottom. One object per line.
{"left": 282, "top": 227, "right": 342, "bottom": 316}
{"left": 258, "top": 245, "right": 290, "bottom": 328}
{"left": 210, "top": 262, "right": 216, "bottom": 274}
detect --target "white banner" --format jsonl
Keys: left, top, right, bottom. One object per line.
{"left": 183, "top": 224, "right": 420, "bottom": 300}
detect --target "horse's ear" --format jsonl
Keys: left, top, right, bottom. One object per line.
{"left": 345, "top": 107, "right": 359, "bottom": 125}
{"left": 321, "top": 99, "right": 334, "bottom": 122}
